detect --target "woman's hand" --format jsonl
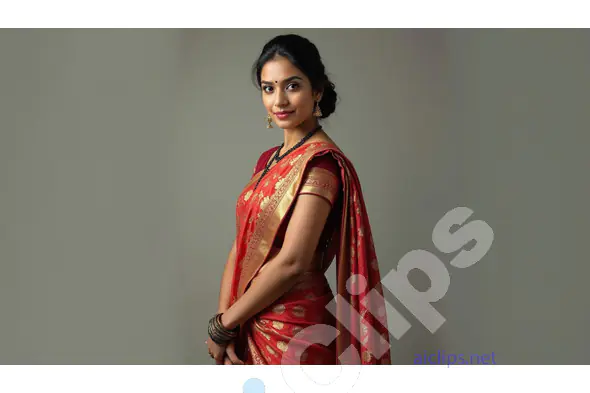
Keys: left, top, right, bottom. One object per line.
{"left": 206, "top": 338, "right": 227, "bottom": 365}
{"left": 222, "top": 341, "right": 244, "bottom": 365}
{"left": 206, "top": 338, "right": 244, "bottom": 365}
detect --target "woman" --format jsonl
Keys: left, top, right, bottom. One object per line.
{"left": 206, "top": 34, "right": 391, "bottom": 365}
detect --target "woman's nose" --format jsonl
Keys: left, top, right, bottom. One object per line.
{"left": 274, "top": 90, "right": 289, "bottom": 107}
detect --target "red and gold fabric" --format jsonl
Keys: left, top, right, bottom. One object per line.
{"left": 230, "top": 142, "right": 391, "bottom": 365}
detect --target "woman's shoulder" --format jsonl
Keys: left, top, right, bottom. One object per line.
{"left": 252, "top": 145, "right": 281, "bottom": 175}
{"left": 304, "top": 140, "right": 342, "bottom": 174}
{"left": 257, "top": 145, "right": 280, "bottom": 163}
{"left": 307, "top": 152, "right": 340, "bottom": 176}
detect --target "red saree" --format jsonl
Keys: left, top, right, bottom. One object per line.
{"left": 228, "top": 141, "right": 391, "bottom": 365}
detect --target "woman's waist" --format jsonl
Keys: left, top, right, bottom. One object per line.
{"left": 256, "top": 271, "right": 334, "bottom": 323}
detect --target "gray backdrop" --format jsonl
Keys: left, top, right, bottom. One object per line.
{"left": 1, "top": 29, "right": 588, "bottom": 364}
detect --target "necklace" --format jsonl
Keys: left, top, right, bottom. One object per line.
{"left": 253, "top": 125, "right": 322, "bottom": 190}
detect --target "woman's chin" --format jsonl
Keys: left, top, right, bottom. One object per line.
{"left": 274, "top": 118, "right": 302, "bottom": 129}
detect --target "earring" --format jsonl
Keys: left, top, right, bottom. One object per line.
{"left": 266, "top": 113, "right": 273, "bottom": 128}
{"left": 313, "top": 101, "right": 322, "bottom": 117}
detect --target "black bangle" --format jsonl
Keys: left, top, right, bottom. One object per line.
{"left": 208, "top": 313, "right": 239, "bottom": 345}
{"left": 217, "top": 313, "right": 240, "bottom": 334}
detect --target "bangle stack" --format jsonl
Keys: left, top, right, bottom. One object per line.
{"left": 208, "top": 313, "right": 239, "bottom": 345}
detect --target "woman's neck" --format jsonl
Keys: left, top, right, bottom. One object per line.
{"left": 282, "top": 118, "right": 321, "bottom": 151}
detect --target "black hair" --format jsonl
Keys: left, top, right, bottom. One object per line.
{"left": 251, "top": 34, "right": 338, "bottom": 119}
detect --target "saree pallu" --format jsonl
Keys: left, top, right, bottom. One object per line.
{"left": 229, "top": 142, "right": 391, "bottom": 365}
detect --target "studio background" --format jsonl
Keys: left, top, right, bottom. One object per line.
{"left": 1, "top": 29, "right": 588, "bottom": 364}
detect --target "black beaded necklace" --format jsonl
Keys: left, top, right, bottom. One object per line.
{"left": 253, "top": 125, "right": 322, "bottom": 190}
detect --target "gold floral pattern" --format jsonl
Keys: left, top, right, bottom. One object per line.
{"left": 243, "top": 190, "right": 253, "bottom": 202}
{"left": 260, "top": 195, "right": 271, "bottom": 211}
{"left": 274, "top": 176, "right": 286, "bottom": 191}
{"left": 272, "top": 304, "right": 285, "bottom": 314}
{"left": 248, "top": 336, "right": 265, "bottom": 365}
{"left": 289, "top": 154, "right": 303, "bottom": 165}
{"left": 292, "top": 305, "right": 306, "bottom": 318}
{"left": 253, "top": 321, "right": 272, "bottom": 340}
{"left": 362, "top": 350, "right": 373, "bottom": 363}
{"left": 277, "top": 341, "right": 289, "bottom": 352}
{"left": 266, "top": 345, "right": 276, "bottom": 356}
{"left": 272, "top": 321, "right": 284, "bottom": 330}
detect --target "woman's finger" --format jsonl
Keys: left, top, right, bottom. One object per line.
{"left": 225, "top": 344, "right": 244, "bottom": 365}
{"left": 224, "top": 356, "right": 232, "bottom": 365}
{"left": 214, "top": 351, "right": 224, "bottom": 365}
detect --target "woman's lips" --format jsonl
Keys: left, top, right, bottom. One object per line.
{"left": 275, "top": 111, "right": 294, "bottom": 120}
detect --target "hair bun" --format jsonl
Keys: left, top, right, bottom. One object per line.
{"left": 318, "top": 79, "right": 337, "bottom": 119}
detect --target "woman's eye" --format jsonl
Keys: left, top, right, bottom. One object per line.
{"left": 263, "top": 86, "right": 273, "bottom": 93}
{"left": 287, "top": 83, "right": 299, "bottom": 90}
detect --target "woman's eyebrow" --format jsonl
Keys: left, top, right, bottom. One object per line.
{"left": 261, "top": 76, "right": 303, "bottom": 84}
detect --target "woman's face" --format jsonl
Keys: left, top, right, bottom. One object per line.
{"left": 260, "top": 55, "right": 319, "bottom": 129}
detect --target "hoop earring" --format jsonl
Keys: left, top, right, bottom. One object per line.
{"left": 313, "top": 101, "right": 322, "bottom": 117}
{"left": 266, "top": 114, "right": 273, "bottom": 128}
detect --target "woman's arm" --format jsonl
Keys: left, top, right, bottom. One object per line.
{"left": 219, "top": 193, "right": 333, "bottom": 330}
{"left": 217, "top": 239, "right": 237, "bottom": 314}
{"left": 216, "top": 149, "right": 269, "bottom": 313}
